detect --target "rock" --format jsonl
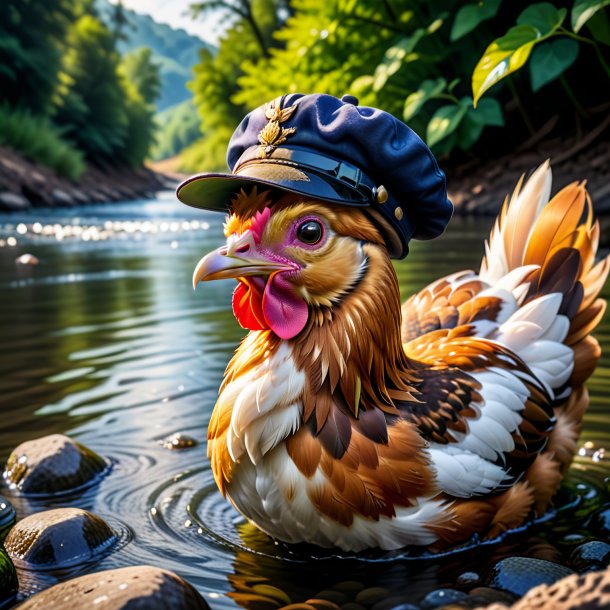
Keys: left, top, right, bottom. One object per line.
{"left": 50, "top": 189, "right": 75, "bottom": 207}
{"left": 3, "top": 434, "right": 108, "bottom": 495}
{"left": 420, "top": 588, "right": 468, "bottom": 609}
{"left": 456, "top": 572, "right": 480, "bottom": 587}
{"left": 0, "top": 495, "right": 16, "bottom": 540}
{"left": 354, "top": 586, "right": 388, "bottom": 605}
{"left": 569, "top": 541, "right": 610, "bottom": 572}
{"left": 485, "top": 556, "right": 573, "bottom": 598}
{"left": 160, "top": 433, "right": 198, "bottom": 451}
{"left": 0, "top": 548, "right": 18, "bottom": 606}
{"left": 467, "top": 587, "right": 516, "bottom": 605}
{"left": 590, "top": 504, "right": 610, "bottom": 537}
{"left": 478, "top": 567, "right": 610, "bottom": 610}
{"left": 4, "top": 507, "right": 116, "bottom": 569}
{"left": 13, "top": 565, "right": 210, "bottom": 609}
{"left": 0, "top": 191, "right": 30, "bottom": 210}
{"left": 15, "top": 254, "right": 40, "bottom": 266}
{"left": 371, "top": 597, "right": 419, "bottom": 610}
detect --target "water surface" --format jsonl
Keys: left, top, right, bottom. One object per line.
{"left": 1, "top": 195, "right": 609, "bottom": 608}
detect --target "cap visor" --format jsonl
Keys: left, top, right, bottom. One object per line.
{"left": 176, "top": 163, "right": 370, "bottom": 211}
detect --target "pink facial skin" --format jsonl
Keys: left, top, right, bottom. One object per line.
{"left": 231, "top": 212, "right": 326, "bottom": 340}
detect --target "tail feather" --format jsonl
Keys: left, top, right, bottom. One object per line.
{"left": 480, "top": 162, "right": 609, "bottom": 398}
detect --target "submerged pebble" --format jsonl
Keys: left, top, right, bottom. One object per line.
{"left": 485, "top": 556, "right": 573, "bottom": 598}
{"left": 4, "top": 507, "right": 116, "bottom": 569}
{"left": 569, "top": 540, "right": 610, "bottom": 572}
{"left": 420, "top": 588, "right": 468, "bottom": 609}
{"left": 487, "top": 567, "right": 610, "bottom": 610}
{"left": 590, "top": 504, "right": 610, "bottom": 538}
{"left": 3, "top": 434, "right": 108, "bottom": 495}
{"left": 0, "top": 547, "right": 18, "bottom": 606}
{"left": 159, "top": 433, "right": 198, "bottom": 451}
{"left": 0, "top": 495, "right": 16, "bottom": 541}
{"left": 13, "top": 565, "right": 210, "bottom": 609}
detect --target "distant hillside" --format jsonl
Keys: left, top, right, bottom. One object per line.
{"left": 151, "top": 99, "right": 201, "bottom": 161}
{"left": 96, "top": 0, "right": 214, "bottom": 111}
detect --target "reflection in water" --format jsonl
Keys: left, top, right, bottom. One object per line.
{"left": 0, "top": 197, "right": 609, "bottom": 608}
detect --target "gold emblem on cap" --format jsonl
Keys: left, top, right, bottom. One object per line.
{"left": 375, "top": 185, "right": 388, "bottom": 204}
{"left": 257, "top": 97, "right": 297, "bottom": 159}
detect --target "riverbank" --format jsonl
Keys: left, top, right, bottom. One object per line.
{"left": 446, "top": 132, "right": 610, "bottom": 217}
{"left": 0, "top": 146, "right": 177, "bottom": 211}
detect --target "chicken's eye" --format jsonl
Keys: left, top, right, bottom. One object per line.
{"left": 296, "top": 220, "right": 323, "bottom": 245}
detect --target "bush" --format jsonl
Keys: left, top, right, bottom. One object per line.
{"left": 0, "top": 104, "right": 85, "bottom": 180}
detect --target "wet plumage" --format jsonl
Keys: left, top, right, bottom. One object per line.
{"left": 195, "top": 163, "right": 609, "bottom": 551}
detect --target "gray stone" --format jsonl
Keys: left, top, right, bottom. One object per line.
{"left": 160, "top": 433, "right": 198, "bottom": 450}
{"left": 421, "top": 588, "right": 468, "bottom": 609}
{"left": 3, "top": 434, "right": 108, "bottom": 496}
{"left": 13, "top": 565, "right": 210, "bottom": 609}
{"left": 569, "top": 541, "right": 610, "bottom": 572}
{"left": 0, "top": 191, "right": 30, "bottom": 210}
{"left": 485, "top": 556, "right": 573, "bottom": 598}
{"left": 4, "top": 507, "right": 116, "bottom": 569}
{"left": 477, "top": 567, "right": 610, "bottom": 610}
{"left": 50, "top": 189, "right": 75, "bottom": 207}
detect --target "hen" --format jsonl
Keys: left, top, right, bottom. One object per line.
{"left": 191, "top": 162, "right": 609, "bottom": 552}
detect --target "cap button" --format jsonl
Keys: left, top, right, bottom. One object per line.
{"left": 341, "top": 95, "right": 359, "bottom": 106}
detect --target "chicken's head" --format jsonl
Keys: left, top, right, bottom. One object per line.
{"left": 193, "top": 189, "right": 385, "bottom": 340}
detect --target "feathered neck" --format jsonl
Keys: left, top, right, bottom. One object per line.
{"left": 291, "top": 243, "right": 418, "bottom": 432}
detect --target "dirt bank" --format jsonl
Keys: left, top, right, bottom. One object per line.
{"left": 0, "top": 146, "right": 177, "bottom": 211}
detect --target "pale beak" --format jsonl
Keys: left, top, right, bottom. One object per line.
{"left": 192, "top": 232, "right": 293, "bottom": 288}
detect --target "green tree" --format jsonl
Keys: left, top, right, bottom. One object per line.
{"left": 118, "top": 49, "right": 161, "bottom": 166}
{"left": 183, "top": 0, "right": 285, "bottom": 170}
{"left": 120, "top": 47, "right": 162, "bottom": 104}
{"left": 54, "top": 14, "right": 128, "bottom": 164}
{"left": 0, "top": 0, "right": 80, "bottom": 113}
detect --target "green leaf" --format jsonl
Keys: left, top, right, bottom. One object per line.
{"left": 403, "top": 78, "right": 447, "bottom": 121}
{"left": 472, "top": 25, "right": 538, "bottom": 105}
{"left": 469, "top": 97, "right": 505, "bottom": 126}
{"left": 373, "top": 30, "right": 425, "bottom": 91}
{"left": 529, "top": 38, "right": 579, "bottom": 90}
{"left": 517, "top": 3, "right": 567, "bottom": 35}
{"left": 457, "top": 112, "right": 485, "bottom": 150}
{"left": 427, "top": 100, "right": 469, "bottom": 147}
{"left": 572, "top": 0, "right": 610, "bottom": 32}
{"left": 451, "top": 0, "right": 502, "bottom": 41}
{"left": 448, "top": 78, "right": 461, "bottom": 92}
{"left": 586, "top": 7, "right": 610, "bottom": 44}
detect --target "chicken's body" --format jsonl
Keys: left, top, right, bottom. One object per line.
{"left": 201, "top": 163, "right": 609, "bottom": 552}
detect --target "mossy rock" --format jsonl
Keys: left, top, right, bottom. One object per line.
{"left": 0, "top": 547, "right": 18, "bottom": 606}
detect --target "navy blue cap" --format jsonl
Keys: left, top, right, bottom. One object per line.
{"left": 177, "top": 93, "right": 453, "bottom": 259}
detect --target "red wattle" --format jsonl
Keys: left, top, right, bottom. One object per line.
{"left": 232, "top": 280, "right": 268, "bottom": 331}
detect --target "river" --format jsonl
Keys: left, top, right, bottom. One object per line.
{"left": 1, "top": 193, "right": 609, "bottom": 608}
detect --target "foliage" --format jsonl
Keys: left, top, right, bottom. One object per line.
{"left": 472, "top": 2, "right": 610, "bottom": 105}
{"left": 120, "top": 47, "right": 162, "bottom": 104}
{"left": 53, "top": 15, "right": 160, "bottom": 167}
{"left": 151, "top": 101, "right": 202, "bottom": 161}
{"left": 95, "top": 0, "right": 214, "bottom": 111}
{"left": 0, "top": 104, "right": 85, "bottom": 179}
{"left": 184, "top": 0, "right": 610, "bottom": 169}
{"left": 185, "top": 0, "right": 284, "bottom": 171}
{"left": 53, "top": 15, "right": 129, "bottom": 164}
{"left": 0, "top": 0, "right": 80, "bottom": 114}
